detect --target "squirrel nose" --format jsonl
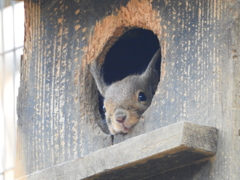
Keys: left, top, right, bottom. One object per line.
{"left": 116, "top": 115, "right": 126, "bottom": 123}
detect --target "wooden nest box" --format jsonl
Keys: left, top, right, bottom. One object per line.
{"left": 16, "top": 0, "right": 240, "bottom": 179}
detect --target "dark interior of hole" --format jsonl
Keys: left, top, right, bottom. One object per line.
{"left": 99, "top": 28, "right": 161, "bottom": 119}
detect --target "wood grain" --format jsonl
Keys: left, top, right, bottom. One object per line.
{"left": 15, "top": 122, "right": 217, "bottom": 180}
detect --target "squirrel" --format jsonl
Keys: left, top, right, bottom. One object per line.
{"left": 89, "top": 49, "right": 160, "bottom": 135}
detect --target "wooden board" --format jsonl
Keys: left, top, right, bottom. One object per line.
{"left": 15, "top": 122, "right": 217, "bottom": 180}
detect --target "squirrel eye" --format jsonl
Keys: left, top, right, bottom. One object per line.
{"left": 103, "top": 105, "right": 106, "bottom": 112}
{"left": 138, "top": 92, "right": 147, "bottom": 101}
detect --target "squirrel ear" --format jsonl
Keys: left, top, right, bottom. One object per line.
{"left": 141, "top": 49, "right": 160, "bottom": 82}
{"left": 89, "top": 59, "right": 108, "bottom": 97}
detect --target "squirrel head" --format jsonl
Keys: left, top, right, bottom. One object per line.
{"left": 90, "top": 49, "right": 160, "bottom": 135}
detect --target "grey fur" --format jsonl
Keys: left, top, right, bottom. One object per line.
{"left": 90, "top": 49, "right": 160, "bottom": 135}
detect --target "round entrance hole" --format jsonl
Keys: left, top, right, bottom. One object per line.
{"left": 99, "top": 28, "right": 161, "bottom": 121}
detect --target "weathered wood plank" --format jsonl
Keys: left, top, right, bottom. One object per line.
{"left": 15, "top": 122, "right": 217, "bottom": 180}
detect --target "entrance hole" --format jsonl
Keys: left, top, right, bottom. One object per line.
{"left": 99, "top": 28, "right": 161, "bottom": 120}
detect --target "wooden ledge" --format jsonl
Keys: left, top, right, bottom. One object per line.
{"left": 17, "top": 122, "right": 218, "bottom": 180}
